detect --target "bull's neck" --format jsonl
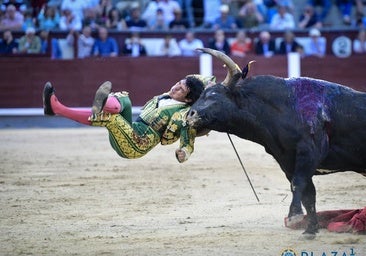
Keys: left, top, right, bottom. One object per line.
{"left": 222, "top": 102, "right": 277, "bottom": 153}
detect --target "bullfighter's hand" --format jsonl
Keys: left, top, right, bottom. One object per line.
{"left": 175, "top": 149, "right": 186, "bottom": 163}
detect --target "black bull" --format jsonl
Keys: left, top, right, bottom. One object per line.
{"left": 187, "top": 48, "right": 366, "bottom": 238}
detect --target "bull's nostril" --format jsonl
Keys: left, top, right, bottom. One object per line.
{"left": 189, "top": 109, "right": 196, "bottom": 117}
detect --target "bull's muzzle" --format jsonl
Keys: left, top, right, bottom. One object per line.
{"left": 186, "top": 109, "right": 199, "bottom": 126}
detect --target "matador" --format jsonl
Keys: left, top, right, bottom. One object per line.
{"left": 42, "top": 75, "right": 215, "bottom": 162}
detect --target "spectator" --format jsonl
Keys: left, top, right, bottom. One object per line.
{"left": 202, "top": 0, "right": 221, "bottom": 28}
{"left": 39, "top": 29, "right": 49, "bottom": 54}
{"left": 22, "top": 9, "right": 36, "bottom": 31}
{"left": 277, "top": 31, "right": 303, "bottom": 55}
{"left": 122, "top": 32, "right": 147, "bottom": 57}
{"left": 105, "top": 8, "right": 127, "bottom": 30}
{"left": 169, "top": 7, "right": 189, "bottom": 30}
{"left": 125, "top": 4, "right": 148, "bottom": 31}
{"left": 230, "top": 30, "right": 252, "bottom": 57}
{"left": 307, "top": 0, "right": 331, "bottom": 26}
{"left": 178, "top": 31, "right": 204, "bottom": 56}
{"left": 92, "top": 26, "right": 119, "bottom": 57}
{"left": 60, "top": 0, "right": 88, "bottom": 21}
{"left": 37, "top": 5, "right": 61, "bottom": 31}
{"left": 255, "top": 30, "right": 276, "bottom": 57}
{"left": 0, "top": 30, "right": 18, "bottom": 54}
{"left": 263, "top": 0, "right": 278, "bottom": 23}
{"left": 96, "top": 0, "right": 113, "bottom": 25}
{"left": 155, "top": 34, "right": 181, "bottom": 56}
{"left": 18, "top": 27, "right": 41, "bottom": 54}
{"left": 59, "top": 7, "right": 82, "bottom": 31}
{"left": 353, "top": 29, "right": 366, "bottom": 54}
{"left": 304, "top": 28, "right": 326, "bottom": 57}
{"left": 66, "top": 26, "right": 95, "bottom": 58}
{"left": 269, "top": 5, "right": 295, "bottom": 30}
{"left": 0, "top": 4, "right": 24, "bottom": 31}
{"left": 82, "top": 6, "right": 103, "bottom": 30}
{"left": 212, "top": 4, "right": 238, "bottom": 30}
{"left": 1, "top": 0, "right": 27, "bottom": 13}
{"left": 298, "top": 4, "right": 322, "bottom": 29}
{"left": 237, "top": 1, "right": 264, "bottom": 29}
{"left": 157, "top": 0, "right": 181, "bottom": 25}
{"left": 148, "top": 8, "right": 168, "bottom": 30}
{"left": 208, "top": 29, "right": 231, "bottom": 55}
{"left": 141, "top": 0, "right": 160, "bottom": 27}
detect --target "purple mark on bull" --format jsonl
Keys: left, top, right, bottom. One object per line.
{"left": 286, "top": 78, "right": 331, "bottom": 134}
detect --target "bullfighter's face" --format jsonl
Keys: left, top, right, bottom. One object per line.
{"left": 168, "top": 79, "right": 191, "bottom": 103}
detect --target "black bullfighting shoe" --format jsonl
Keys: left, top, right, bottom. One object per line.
{"left": 92, "top": 81, "right": 112, "bottom": 115}
{"left": 43, "top": 82, "right": 55, "bottom": 116}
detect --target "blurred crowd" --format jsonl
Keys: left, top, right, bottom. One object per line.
{"left": 0, "top": 0, "right": 365, "bottom": 56}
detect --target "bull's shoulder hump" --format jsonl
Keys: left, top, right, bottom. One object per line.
{"left": 243, "top": 75, "right": 287, "bottom": 89}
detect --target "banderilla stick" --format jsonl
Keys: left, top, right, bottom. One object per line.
{"left": 227, "top": 133, "right": 260, "bottom": 202}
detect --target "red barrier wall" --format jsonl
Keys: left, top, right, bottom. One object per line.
{"left": 0, "top": 55, "right": 364, "bottom": 108}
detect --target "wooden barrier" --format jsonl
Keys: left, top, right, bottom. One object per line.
{"left": 0, "top": 54, "right": 364, "bottom": 108}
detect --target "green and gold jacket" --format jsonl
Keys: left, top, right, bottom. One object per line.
{"left": 138, "top": 93, "right": 197, "bottom": 160}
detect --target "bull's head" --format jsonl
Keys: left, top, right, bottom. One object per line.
{"left": 187, "top": 48, "right": 254, "bottom": 133}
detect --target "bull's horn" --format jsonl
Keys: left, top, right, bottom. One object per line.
{"left": 197, "top": 48, "right": 242, "bottom": 87}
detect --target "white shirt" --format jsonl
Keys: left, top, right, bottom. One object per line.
{"left": 179, "top": 38, "right": 204, "bottom": 56}
{"left": 59, "top": 15, "right": 82, "bottom": 31}
{"left": 158, "top": 98, "right": 184, "bottom": 107}
{"left": 157, "top": 0, "right": 181, "bottom": 24}
{"left": 269, "top": 13, "right": 295, "bottom": 30}
{"left": 61, "top": 0, "right": 88, "bottom": 20}
{"left": 78, "top": 34, "right": 95, "bottom": 58}
{"left": 155, "top": 38, "right": 181, "bottom": 56}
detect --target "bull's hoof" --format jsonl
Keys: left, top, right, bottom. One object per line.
{"left": 284, "top": 214, "right": 306, "bottom": 229}
{"left": 302, "top": 231, "right": 316, "bottom": 240}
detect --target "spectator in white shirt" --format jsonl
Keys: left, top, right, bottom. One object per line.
{"left": 65, "top": 26, "right": 95, "bottom": 58}
{"left": 61, "top": 0, "right": 88, "bottom": 21}
{"left": 157, "top": 0, "right": 181, "bottom": 25}
{"left": 178, "top": 31, "right": 204, "bottom": 56}
{"left": 155, "top": 34, "right": 181, "bottom": 56}
{"left": 304, "top": 28, "right": 326, "bottom": 57}
{"left": 59, "top": 8, "right": 82, "bottom": 31}
{"left": 269, "top": 5, "right": 295, "bottom": 30}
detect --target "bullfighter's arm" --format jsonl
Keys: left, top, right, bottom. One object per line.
{"left": 162, "top": 109, "right": 197, "bottom": 163}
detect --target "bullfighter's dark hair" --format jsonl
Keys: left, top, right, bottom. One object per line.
{"left": 185, "top": 76, "right": 204, "bottom": 105}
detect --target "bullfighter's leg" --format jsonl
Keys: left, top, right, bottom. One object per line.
{"left": 43, "top": 82, "right": 123, "bottom": 125}
{"left": 301, "top": 178, "right": 318, "bottom": 235}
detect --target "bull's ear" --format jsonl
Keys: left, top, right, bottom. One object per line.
{"left": 241, "top": 60, "right": 256, "bottom": 79}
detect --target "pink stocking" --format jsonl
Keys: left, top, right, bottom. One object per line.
{"left": 50, "top": 95, "right": 121, "bottom": 125}
{"left": 103, "top": 96, "right": 121, "bottom": 114}
{"left": 51, "top": 95, "right": 91, "bottom": 125}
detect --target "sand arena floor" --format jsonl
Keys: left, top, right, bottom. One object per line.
{"left": 1, "top": 128, "right": 365, "bottom": 255}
